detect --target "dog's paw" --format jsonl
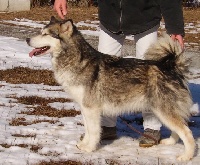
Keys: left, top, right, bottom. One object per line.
{"left": 76, "top": 142, "right": 96, "bottom": 152}
{"left": 81, "top": 135, "right": 90, "bottom": 144}
{"left": 77, "top": 140, "right": 86, "bottom": 148}
{"left": 160, "top": 138, "right": 176, "bottom": 145}
{"left": 177, "top": 154, "right": 192, "bottom": 161}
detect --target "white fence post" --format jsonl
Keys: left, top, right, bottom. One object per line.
{"left": 0, "top": 0, "right": 30, "bottom": 12}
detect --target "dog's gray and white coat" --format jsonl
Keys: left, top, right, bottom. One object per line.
{"left": 26, "top": 16, "right": 195, "bottom": 161}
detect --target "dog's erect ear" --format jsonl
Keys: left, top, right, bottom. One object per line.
{"left": 60, "top": 20, "right": 74, "bottom": 37}
{"left": 50, "top": 16, "right": 58, "bottom": 23}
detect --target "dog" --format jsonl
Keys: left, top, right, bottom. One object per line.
{"left": 26, "top": 16, "right": 195, "bottom": 161}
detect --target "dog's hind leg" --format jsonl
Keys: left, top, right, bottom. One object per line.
{"left": 77, "top": 106, "right": 101, "bottom": 152}
{"left": 174, "top": 125, "right": 195, "bottom": 161}
{"left": 154, "top": 111, "right": 195, "bottom": 161}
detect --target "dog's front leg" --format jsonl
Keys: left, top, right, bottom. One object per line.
{"left": 79, "top": 109, "right": 90, "bottom": 145}
{"left": 77, "top": 106, "right": 101, "bottom": 152}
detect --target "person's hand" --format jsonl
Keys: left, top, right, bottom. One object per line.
{"left": 170, "top": 34, "right": 184, "bottom": 50}
{"left": 54, "top": 0, "right": 67, "bottom": 19}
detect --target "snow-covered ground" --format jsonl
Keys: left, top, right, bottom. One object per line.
{"left": 0, "top": 19, "right": 200, "bottom": 165}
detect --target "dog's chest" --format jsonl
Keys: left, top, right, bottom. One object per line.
{"left": 67, "top": 85, "right": 85, "bottom": 104}
{"left": 53, "top": 68, "right": 85, "bottom": 104}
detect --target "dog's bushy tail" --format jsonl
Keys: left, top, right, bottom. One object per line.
{"left": 144, "top": 34, "right": 190, "bottom": 77}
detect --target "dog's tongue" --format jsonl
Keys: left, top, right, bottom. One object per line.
{"left": 29, "top": 48, "right": 42, "bottom": 57}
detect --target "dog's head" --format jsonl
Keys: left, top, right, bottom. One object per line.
{"left": 26, "top": 16, "right": 76, "bottom": 57}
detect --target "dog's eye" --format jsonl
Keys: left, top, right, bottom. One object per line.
{"left": 42, "top": 33, "right": 48, "bottom": 36}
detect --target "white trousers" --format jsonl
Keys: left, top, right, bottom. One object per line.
{"left": 98, "top": 24, "right": 162, "bottom": 130}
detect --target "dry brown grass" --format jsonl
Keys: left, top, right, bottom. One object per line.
{"left": 185, "top": 33, "right": 200, "bottom": 44}
{"left": 37, "top": 160, "right": 83, "bottom": 165}
{"left": 183, "top": 8, "right": 200, "bottom": 46}
{"left": 0, "top": 67, "right": 58, "bottom": 85}
{"left": 12, "top": 134, "right": 36, "bottom": 138}
{"left": 0, "top": 143, "right": 29, "bottom": 148}
{"left": 9, "top": 117, "right": 58, "bottom": 126}
{"left": 183, "top": 8, "right": 200, "bottom": 22}
{"left": 0, "top": 6, "right": 98, "bottom": 23}
{"left": 9, "top": 96, "right": 80, "bottom": 126}
{"left": 16, "top": 96, "right": 72, "bottom": 105}
{"left": 0, "top": 143, "right": 43, "bottom": 153}
{"left": 21, "top": 106, "right": 80, "bottom": 117}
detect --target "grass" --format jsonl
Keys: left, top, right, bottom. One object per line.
{"left": 0, "top": 6, "right": 98, "bottom": 23}
{"left": 9, "top": 96, "right": 80, "bottom": 125}
{"left": 0, "top": 67, "right": 58, "bottom": 85}
{"left": 37, "top": 160, "right": 83, "bottom": 165}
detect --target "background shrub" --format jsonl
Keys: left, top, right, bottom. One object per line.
{"left": 31, "top": 0, "right": 55, "bottom": 7}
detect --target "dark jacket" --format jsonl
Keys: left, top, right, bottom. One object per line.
{"left": 98, "top": 0, "right": 185, "bottom": 36}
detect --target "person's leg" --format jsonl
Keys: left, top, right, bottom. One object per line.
{"left": 134, "top": 25, "right": 159, "bottom": 59}
{"left": 98, "top": 24, "right": 125, "bottom": 57}
{"left": 98, "top": 24, "right": 125, "bottom": 128}
{"left": 98, "top": 24, "right": 126, "bottom": 139}
{"left": 134, "top": 25, "right": 162, "bottom": 147}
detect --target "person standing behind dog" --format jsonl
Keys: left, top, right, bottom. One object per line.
{"left": 54, "top": 0, "right": 185, "bottom": 147}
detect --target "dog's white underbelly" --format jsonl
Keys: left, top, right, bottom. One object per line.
{"left": 102, "top": 95, "right": 148, "bottom": 116}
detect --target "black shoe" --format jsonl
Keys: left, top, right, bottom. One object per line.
{"left": 80, "top": 126, "right": 117, "bottom": 141}
{"left": 139, "top": 128, "right": 161, "bottom": 147}
{"left": 101, "top": 126, "right": 117, "bottom": 140}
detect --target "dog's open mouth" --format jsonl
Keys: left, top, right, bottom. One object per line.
{"left": 29, "top": 46, "right": 50, "bottom": 57}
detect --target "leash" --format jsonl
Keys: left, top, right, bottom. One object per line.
{"left": 119, "top": 116, "right": 159, "bottom": 144}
